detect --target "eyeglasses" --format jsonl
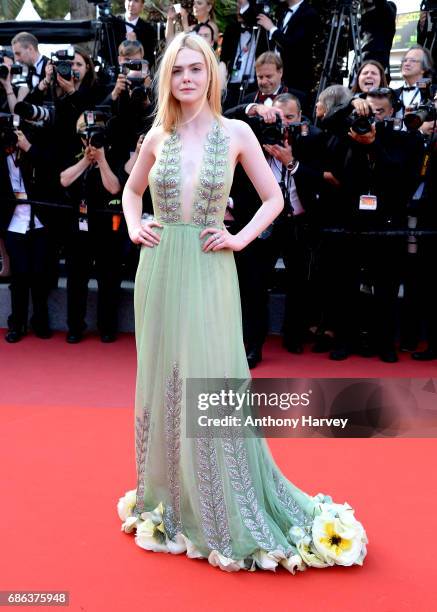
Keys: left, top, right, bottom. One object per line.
{"left": 401, "top": 58, "right": 421, "bottom": 64}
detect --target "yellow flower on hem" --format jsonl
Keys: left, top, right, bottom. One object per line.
{"left": 318, "top": 522, "right": 353, "bottom": 557}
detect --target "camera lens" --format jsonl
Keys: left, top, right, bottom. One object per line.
{"left": 0, "top": 64, "right": 9, "bottom": 79}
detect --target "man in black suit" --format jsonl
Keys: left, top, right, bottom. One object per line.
{"left": 328, "top": 88, "right": 424, "bottom": 363}
{"left": 360, "top": 0, "right": 397, "bottom": 80}
{"left": 102, "top": 0, "right": 156, "bottom": 69}
{"left": 256, "top": 0, "right": 320, "bottom": 97}
{"left": 227, "top": 93, "right": 328, "bottom": 366}
{"left": 11, "top": 31, "right": 50, "bottom": 92}
{"left": 0, "top": 121, "right": 58, "bottom": 342}
{"left": 220, "top": 0, "right": 269, "bottom": 110}
{"left": 225, "top": 51, "right": 306, "bottom": 120}
{"left": 394, "top": 45, "right": 435, "bottom": 122}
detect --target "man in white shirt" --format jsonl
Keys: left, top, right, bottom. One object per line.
{"left": 0, "top": 125, "right": 52, "bottom": 343}
{"left": 11, "top": 31, "right": 49, "bottom": 90}
{"left": 395, "top": 44, "right": 435, "bottom": 121}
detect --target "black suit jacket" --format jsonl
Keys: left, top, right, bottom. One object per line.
{"left": 220, "top": 11, "right": 269, "bottom": 77}
{"left": 229, "top": 122, "right": 328, "bottom": 231}
{"left": 108, "top": 16, "right": 157, "bottom": 69}
{"left": 270, "top": 1, "right": 320, "bottom": 94}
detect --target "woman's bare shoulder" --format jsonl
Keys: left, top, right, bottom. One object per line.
{"left": 220, "top": 116, "right": 257, "bottom": 146}
{"left": 221, "top": 116, "right": 254, "bottom": 135}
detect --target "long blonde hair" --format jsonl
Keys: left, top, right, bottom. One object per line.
{"left": 152, "top": 32, "right": 221, "bottom": 132}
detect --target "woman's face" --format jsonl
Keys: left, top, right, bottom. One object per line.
{"left": 72, "top": 53, "right": 88, "bottom": 83}
{"left": 315, "top": 99, "right": 326, "bottom": 119}
{"left": 171, "top": 48, "right": 209, "bottom": 105}
{"left": 357, "top": 64, "right": 382, "bottom": 92}
{"left": 193, "top": 0, "right": 211, "bottom": 21}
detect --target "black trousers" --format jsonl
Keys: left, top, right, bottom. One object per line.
{"left": 330, "top": 235, "right": 403, "bottom": 351}
{"left": 234, "top": 214, "right": 315, "bottom": 351}
{"left": 5, "top": 228, "right": 51, "bottom": 331}
{"left": 65, "top": 229, "right": 124, "bottom": 335}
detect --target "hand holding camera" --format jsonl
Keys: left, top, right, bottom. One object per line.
{"left": 263, "top": 140, "right": 293, "bottom": 166}
{"left": 111, "top": 73, "right": 128, "bottom": 100}
{"left": 348, "top": 122, "right": 376, "bottom": 145}
{"left": 15, "top": 129, "right": 31, "bottom": 153}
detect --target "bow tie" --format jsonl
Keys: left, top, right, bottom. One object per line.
{"left": 256, "top": 92, "right": 277, "bottom": 103}
{"left": 403, "top": 86, "right": 417, "bottom": 91}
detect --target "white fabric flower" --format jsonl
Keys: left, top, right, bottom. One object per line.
{"left": 117, "top": 489, "right": 137, "bottom": 522}
{"left": 252, "top": 550, "right": 285, "bottom": 571}
{"left": 135, "top": 519, "right": 169, "bottom": 553}
{"left": 208, "top": 550, "right": 245, "bottom": 572}
{"left": 140, "top": 501, "right": 165, "bottom": 525}
{"left": 297, "top": 537, "right": 332, "bottom": 568}
{"left": 179, "top": 534, "right": 204, "bottom": 559}
{"left": 167, "top": 533, "right": 187, "bottom": 555}
{"left": 312, "top": 504, "right": 367, "bottom": 566}
{"left": 121, "top": 515, "right": 140, "bottom": 534}
{"left": 280, "top": 554, "right": 306, "bottom": 574}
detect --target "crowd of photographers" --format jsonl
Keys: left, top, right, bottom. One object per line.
{"left": 0, "top": 0, "right": 436, "bottom": 369}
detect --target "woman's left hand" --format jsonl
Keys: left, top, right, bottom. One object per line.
{"left": 200, "top": 227, "right": 244, "bottom": 252}
{"left": 89, "top": 145, "right": 105, "bottom": 164}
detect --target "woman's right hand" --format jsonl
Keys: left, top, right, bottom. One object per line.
{"left": 129, "top": 220, "right": 163, "bottom": 246}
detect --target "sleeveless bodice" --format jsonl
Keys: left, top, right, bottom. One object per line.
{"left": 148, "top": 120, "right": 232, "bottom": 228}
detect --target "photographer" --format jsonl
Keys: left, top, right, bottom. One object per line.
{"left": 101, "top": 40, "right": 149, "bottom": 108}
{"left": 328, "top": 88, "right": 424, "bottom": 362}
{"left": 60, "top": 112, "right": 123, "bottom": 343}
{"left": 101, "top": 0, "right": 156, "bottom": 69}
{"left": 227, "top": 93, "right": 327, "bottom": 365}
{"left": 220, "top": 0, "right": 269, "bottom": 110}
{"left": 0, "top": 52, "right": 28, "bottom": 113}
{"left": 394, "top": 45, "right": 436, "bottom": 121}
{"left": 0, "top": 116, "right": 57, "bottom": 342}
{"left": 166, "top": 0, "right": 219, "bottom": 46}
{"left": 256, "top": 0, "right": 320, "bottom": 97}
{"left": 11, "top": 31, "right": 49, "bottom": 91}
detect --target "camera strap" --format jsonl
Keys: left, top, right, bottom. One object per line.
{"left": 359, "top": 152, "right": 377, "bottom": 210}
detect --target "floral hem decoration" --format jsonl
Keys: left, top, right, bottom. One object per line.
{"left": 117, "top": 490, "right": 368, "bottom": 573}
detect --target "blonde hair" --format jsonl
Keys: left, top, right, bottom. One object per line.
{"left": 152, "top": 32, "right": 221, "bottom": 132}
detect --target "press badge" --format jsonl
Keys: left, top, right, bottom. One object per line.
{"left": 359, "top": 194, "right": 377, "bottom": 211}
{"left": 79, "top": 199, "right": 89, "bottom": 231}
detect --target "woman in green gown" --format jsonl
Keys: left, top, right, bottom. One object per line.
{"left": 118, "top": 32, "right": 368, "bottom": 573}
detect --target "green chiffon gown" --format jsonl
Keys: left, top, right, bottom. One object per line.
{"left": 117, "top": 119, "right": 368, "bottom": 573}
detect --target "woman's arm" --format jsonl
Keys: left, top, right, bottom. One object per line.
{"left": 231, "top": 120, "right": 284, "bottom": 247}
{"left": 202, "top": 120, "right": 283, "bottom": 252}
{"left": 122, "top": 127, "right": 162, "bottom": 245}
{"left": 60, "top": 154, "right": 92, "bottom": 187}
{"left": 91, "top": 147, "right": 121, "bottom": 194}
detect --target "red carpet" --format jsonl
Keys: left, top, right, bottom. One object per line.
{"left": 0, "top": 332, "right": 436, "bottom": 612}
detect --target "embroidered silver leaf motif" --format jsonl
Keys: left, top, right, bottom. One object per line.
{"left": 154, "top": 133, "right": 181, "bottom": 224}
{"left": 272, "top": 469, "right": 312, "bottom": 530}
{"left": 192, "top": 122, "right": 229, "bottom": 228}
{"left": 196, "top": 433, "right": 232, "bottom": 557}
{"left": 222, "top": 434, "right": 279, "bottom": 551}
{"left": 134, "top": 406, "right": 151, "bottom": 515}
{"left": 163, "top": 362, "right": 183, "bottom": 539}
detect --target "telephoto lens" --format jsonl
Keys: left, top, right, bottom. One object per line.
{"left": 14, "top": 101, "right": 52, "bottom": 123}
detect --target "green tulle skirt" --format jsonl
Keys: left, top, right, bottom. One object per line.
{"left": 118, "top": 224, "right": 368, "bottom": 573}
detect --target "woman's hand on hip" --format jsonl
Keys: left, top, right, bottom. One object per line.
{"left": 200, "top": 227, "right": 244, "bottom": 252}
{"left": 130, "top": 220, "right": 163, "bottom": 247}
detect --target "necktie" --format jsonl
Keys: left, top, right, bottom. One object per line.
{"left": 280, "top": 8, "right": 293, "bottom": 32}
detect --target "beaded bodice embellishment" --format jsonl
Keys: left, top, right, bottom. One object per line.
{"left": 192, "top": 122, "right": 229, "bottom": 227}
{"left": 153, "top": 132, "right": 182, "bottom": 224}
{"left": 151, "top": 120, "right": 230, "bottom": 227}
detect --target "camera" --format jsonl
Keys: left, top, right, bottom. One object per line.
{"left": 0, "top": 112, "right": 21, "bottom": 149}
{"left": 79, "top": 109, "right": 111, "bottom": 149}
{"left": 14, "top": 101, "right": 53, "bottom": 124}
{"left": 255, "top": 0, "right": 275, "bottom": 16}
{"left": 347, "top": 109, "right": 376, "bottom": 135}
{"left": 10, "top": 64, "right": 35, "bottom": 86}
{"left": 119, "top": 60, "right": 149, "bottom": 76}
{"left": 88, "top": 0, "right": 113, "bottom": 19}
{"left": 404, "top": 79, "right": 437, "bottom": 130}
{"left": 248, "top": 114, "right": 309, "bottom": 146}
{"left": 51, "top": 49, "right": 79, "bottom": 82}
